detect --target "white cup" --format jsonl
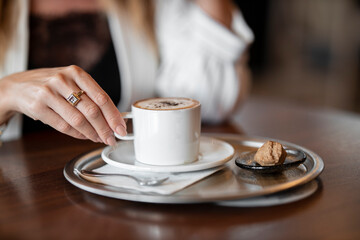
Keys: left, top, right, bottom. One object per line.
{"left": 115, "top": 97, "right": 201, "bottom": 166}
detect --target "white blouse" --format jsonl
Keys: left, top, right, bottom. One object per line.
{"left": 1, "top": 0, "right": 253, "bottom": 141}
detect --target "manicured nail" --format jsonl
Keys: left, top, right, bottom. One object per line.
{"left": 116, "top": 126, "right": 127, "bottom": 136}
{"left": 106, "top": 136, "right": 117, "bottom": 146}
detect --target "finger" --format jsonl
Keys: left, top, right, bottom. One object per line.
{"left": 47, "top": 71, "right": 102, "bottom": 142}
{"left": 51, "top": 76, "right": 115, "bottom": 145}
{"left": 75, "top": 93, "right": 117, "bottom": 146}
{"left": 37, "top": 107, "right": 87, "bottom": 140}
{"left": 48, "top": 93, "right": 101, "bottom": 143}
{"left": 65, "top": 66, "right": 127, "bottom": 136}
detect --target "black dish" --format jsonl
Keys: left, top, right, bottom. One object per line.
{"left": 235, "top": 149, "right": 307, "bottom": 174}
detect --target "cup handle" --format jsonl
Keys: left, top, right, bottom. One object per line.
{"left": 115, "top": 112, "right": 134, "bottom": 140}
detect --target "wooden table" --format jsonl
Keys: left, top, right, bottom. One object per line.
{"left": 1, "top": 96, "right": 359, "bottom": 239}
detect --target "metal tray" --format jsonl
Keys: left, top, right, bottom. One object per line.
{"left": 64, "top": 134, "right": 324, "bottom": 204}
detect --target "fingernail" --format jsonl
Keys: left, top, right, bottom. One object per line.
{"left": 116, "top": 126, "right": 127, "bottom": 136}
{"left": 106, "top": 136, "right": 117, "bottom": 146}
{"left": 97, "top": 138, "right": 103, "bottom": 143}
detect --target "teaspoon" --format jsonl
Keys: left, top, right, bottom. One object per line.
{"left": 74, "top": 169, "right": 169, "bottom": 186}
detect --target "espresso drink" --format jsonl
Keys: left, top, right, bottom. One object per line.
{"left": 117, "top": 97, "right": 201, "bottom": 165}
{"left": 134, "top": 97, "right": 200, "bottom": 111}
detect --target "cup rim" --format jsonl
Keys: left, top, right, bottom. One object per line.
{"left": 132, "top": 97, "right": 201, "bottom": 111}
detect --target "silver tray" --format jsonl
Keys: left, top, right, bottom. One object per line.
{"left": 64, "top": 134, "right": 324, "bottom": 204}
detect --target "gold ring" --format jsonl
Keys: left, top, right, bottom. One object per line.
{"left": 67, "top": 90, "right": 84, "bottom": 106}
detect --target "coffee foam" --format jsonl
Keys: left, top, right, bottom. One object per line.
{"left": 134, "top": 98, "right": 200, "bottom": 110}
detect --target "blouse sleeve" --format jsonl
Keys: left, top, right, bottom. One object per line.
{"left": 155, "top": 1, "right": 254, "bottom": 123}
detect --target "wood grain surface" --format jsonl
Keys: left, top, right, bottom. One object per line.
{"left": 0, "top": 97, "right": 359, "bottom": 240}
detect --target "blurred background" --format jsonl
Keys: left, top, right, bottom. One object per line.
{"left": 235, "top": 0, "right": 360, "bottom": 112}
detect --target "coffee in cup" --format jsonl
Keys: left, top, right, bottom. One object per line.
{"left": 115, "top": 97, "right": 201, "bottom": 166}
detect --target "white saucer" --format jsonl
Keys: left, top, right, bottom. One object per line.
{"left": 101, "top": 137, "right": 235, "bottom": 173}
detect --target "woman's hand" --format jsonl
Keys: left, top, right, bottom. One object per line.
{"left": 0, "top": 65, "right": 126, "bottom": 145}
